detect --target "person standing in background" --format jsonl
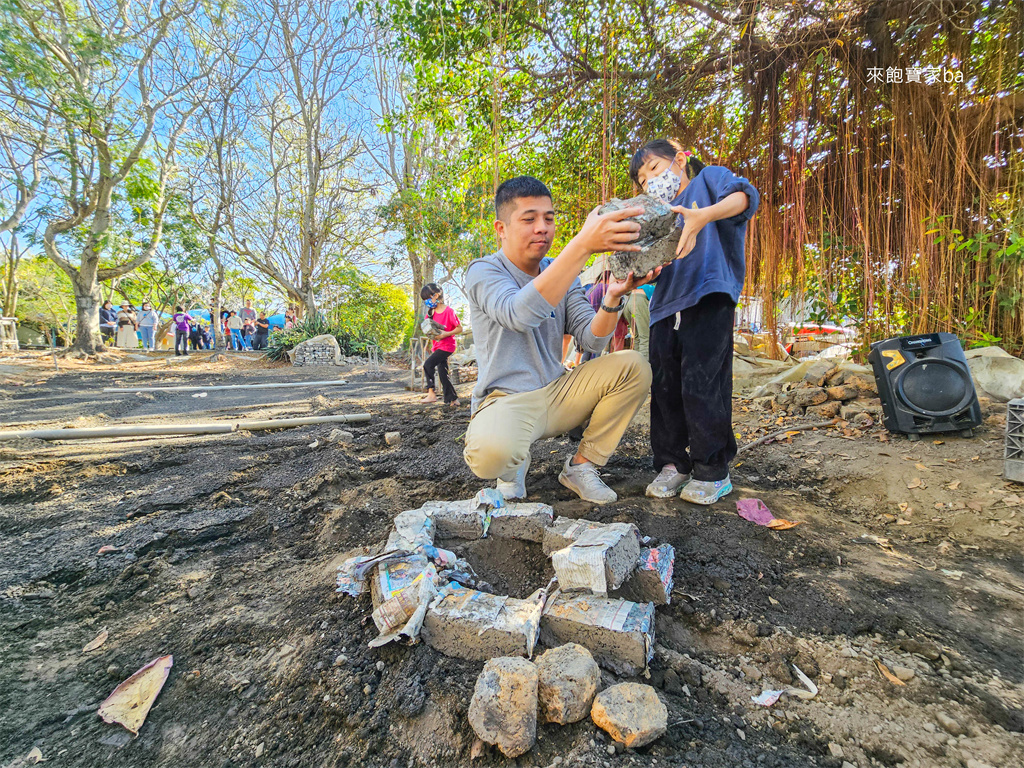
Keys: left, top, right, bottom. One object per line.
{"left": 240, "top": 299, "right": 257, "bottom": 327}
{"left": 252, "top": 312, "right": 270, "bottom": 350}
{"left": 240, "top": 317, "right": 255, "bottom": 350}
{"left": 171, "top": 306, "right": 193, "bottom": 356}
{"left": 220, "top": 310, "right": 232, "bottom": 349}
{"left": 226, "top": 310, "right": 244, "bottom": 350}
{"left": 621, "top": 288, "right": 651, "bottom": 361}
{"left": 188, "top": 320, "right": 203, "bottom": 351}
{"left": 99, "top": 301, "right": 117, "bottom": 345}
{"left": 137, "top": 302, "right": 159, "bottom": 351}
{"left": 419, "top": 283, "right": 462, "bottom": 407}
{"left": 115, "top": 303, "right": 138, "bottom": 348}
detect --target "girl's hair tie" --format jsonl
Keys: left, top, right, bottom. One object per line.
{"left": 683, "top": 150, "right": 692, "bottom": 157}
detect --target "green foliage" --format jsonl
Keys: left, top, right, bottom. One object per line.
{"left": 263, "top": 268, "right": 412, "bottom": 361}
{"left": 13, "top": 255, "right": 77, "bottom": 334}
{"left": 327, "top": 275, "right": 412, "bottom": 354}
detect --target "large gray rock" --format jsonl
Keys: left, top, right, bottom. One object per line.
{"left": 591, "top": 683, "right": 667, "bottom": 748}
{"left": 289, "top": 334, "right": 342, "bottom": 366}
{"left": 536, "top": 643, "right": 601, "bottom": 724}
{"left": 467, "top": 657, "right": 538, "bottom": 758}
{"left": 966, "top": 347, "right": 1024, "bottom": 402}
{"left": 598, "top": 194, "right": 681, "bottom": 280}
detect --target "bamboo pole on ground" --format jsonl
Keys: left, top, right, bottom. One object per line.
{"left": 0, "top": 413, "right": 371, "bottom": 441}
{"left": 101, "top": 380, "right": 348, "bottom": 393}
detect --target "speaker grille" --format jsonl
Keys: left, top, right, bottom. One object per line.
{"left": 899, "top": 361, "right": 969, "bottom": 414}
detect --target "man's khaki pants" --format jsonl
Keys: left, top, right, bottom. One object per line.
{"left": 464, "top": 350, "right": 652, "bottom": 480}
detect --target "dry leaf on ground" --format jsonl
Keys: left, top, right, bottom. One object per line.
{"left": 875, "top": 660, "right": 907, "bottom": 686}
{"left": 82, "top": 630, "right": 108, "bottom": 653}
{"left": 97, "top": 654, "right": 173, "bottom": 734}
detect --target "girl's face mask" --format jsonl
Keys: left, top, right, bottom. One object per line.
{"left": 644, "top": 159, "right": 682, "bottom": 204}
{"left": 425, "top": 295, "right": 440, "bottom": 309}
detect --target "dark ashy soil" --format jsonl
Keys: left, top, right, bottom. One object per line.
{"left": 0, "top": 352, "right": 1021, "bottom": 768}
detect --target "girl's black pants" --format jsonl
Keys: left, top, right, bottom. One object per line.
{"left": 649, "top": 292, "right": 736, "bottom": 481}
{"left": 424, "top": 350, "right": 458, "bottom": 403}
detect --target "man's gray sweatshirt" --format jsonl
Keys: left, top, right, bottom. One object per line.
{"left": 465, "top": 249, "right": 612, "bottom": 411}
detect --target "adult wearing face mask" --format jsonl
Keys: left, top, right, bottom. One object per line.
{"left": 462, "top": 176, "right": 658, "bottom": 505}
{"left": 137, "top": 302, "right": 160, "bottom": 351}
{"left": 628, "top": 139, "right": 760, "bottom": 505}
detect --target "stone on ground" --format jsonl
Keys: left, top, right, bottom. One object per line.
{"left": 467, "top": 657, "right": 539, "bottom": 758}
{"left": 488, "top": 502, "right": 555, "bottom": 542}
{"left": 289, "top": 334, "right": 342, "bottom": 366}
{"left": 965, "top": 346, "right": 1024, "bottom": 402}
{"left": 327, "top": 429, "right": 354, "bottom": 444}
{"left": 542, "top": 517, "right": 605, "bottom": 555}
{"left": 422, "top": 586, "right": 542, "bottom": 661}
{"left": 536, "top": 643, "right": 601, "bottom": 725}
{"left": 384, "top": 431, "right": 402, "bottom": 446}
{"left": 551, "top": 522, "right": 640, "bottom": 595}
{"left": 422, "top": 499, "right": 485, "bottom": 539}
{"left": 590, "top": 683, "right": 667, "bottom": 748}
{"left": 540, "top": 593, "right": 654, "bottom": 676}
{"left": 611, "top": 544, "right": 675, "bottom": 606}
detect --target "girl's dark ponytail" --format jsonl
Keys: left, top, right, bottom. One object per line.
{"left": 684, "top": 154, "right": 706, "bottom": 180}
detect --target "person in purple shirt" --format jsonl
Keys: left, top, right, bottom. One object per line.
{"left": 171, "top": 305, "right": 193, "bottom": 356}
{"left": 629, "top": 139, "right": 760, "bottom": 505}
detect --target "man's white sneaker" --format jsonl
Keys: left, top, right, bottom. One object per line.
{"left": 645, "top": 466, "right": 690, "bottom": 498}
{"left": 558, "top": 457, "right": 617, "bottom": 505}
{"left": 679, "top": 475, "right": 733, "bottom": 505}
{"left": 496, "top": 454, "right": 530, "bottom": 499}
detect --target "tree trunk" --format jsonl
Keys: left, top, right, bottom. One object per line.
{"left": 212, "top": 265, "right": 225, "bottom": 348}
{"left": 71, "top": 280, "right": 104, "bottom": 355}
{"left": 2, "top": 266, "right": 16, "bottom": 317}
{"left": 303, "top": 286, "right": 317, "bottom": 318}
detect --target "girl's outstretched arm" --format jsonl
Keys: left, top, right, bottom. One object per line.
{"left": 671, "top": 191, "right": 750, "bottom": 258}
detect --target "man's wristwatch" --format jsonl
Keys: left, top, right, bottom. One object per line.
{"left": 600, "top": 297, "right": 625, "bottom": 313}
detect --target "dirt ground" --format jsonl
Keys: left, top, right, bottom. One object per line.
{"left": 0, "top": 350, "right": 1021, "bottom": 768}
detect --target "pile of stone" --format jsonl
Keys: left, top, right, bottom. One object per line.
{"left": 468, "top": 647, "right": 667, "bottom": 757}
{"left": 289, "top": 334, "right": 343, "bottom": 366}
{"left": 335, "top": 490, "right": 676, "bottom": 755}
{"left": 748, "top": 360, "right": 883, "bottom": 424}
{"left": 452, "top": 363, "right": 478, "bottom": 385}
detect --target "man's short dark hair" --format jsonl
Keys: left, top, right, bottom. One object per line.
{"left": 495, "top": 176, "right": 552, "bottom": 222}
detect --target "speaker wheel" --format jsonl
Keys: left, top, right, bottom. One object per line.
{"left": 960, "top": 428, "right": 974, "bottom": 438}
{"left": 907, "top": 433, "right": 921, "bottom": 442}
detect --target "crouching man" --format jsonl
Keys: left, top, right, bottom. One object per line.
{"left": 463, "top": 176, "right": 658, "bottom": 504}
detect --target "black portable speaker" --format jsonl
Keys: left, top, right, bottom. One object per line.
{"left": 868, "top": 332, "right": 982, "bottom": 439}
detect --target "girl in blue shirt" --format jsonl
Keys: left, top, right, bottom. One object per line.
{"left": 628, "top": 139, "right": 760, "bottom": 505}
